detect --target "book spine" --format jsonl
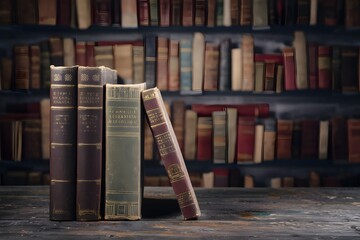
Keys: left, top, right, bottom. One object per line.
{"left": 112, "top": 0, "right": 120, "bottom": 25}
{"left": 38, "top": 0, "right": 57, "bottom": 25}
{"left": 192, "top": 32, "right": 205, "bottom": 92}
{"left": 30, "top": 45, "right": 41, "bottom": 89}
{"left": 203, "top": 43, "right": 220, "bottom": 91}
{"left": 49, "top": 38, "right": 64, "bottom": 66}
{"left": 319, "top": 120, "right": 329, "bottom": 160}
{"left": 171, "top": 0, "right": 182, "bottom": 26}
{"left": 264, "top": 62, "right": 276, "bottom": 91}
{"left": 331, "top": 117, "right": 348, "bottom": 161}
{"left": 114, "top": 44, "right": 133, "bottom": 84}
{"left": 297, "top": 0, "right": 310, "bottom": 24}
{"left": 142, "top": 88, "right": 201, "bottom": 220}
{"left": 145, "top": 35, "right": 157, "bottom": 88}
{"left": 293, "top": 31, "right": 308, "bottom": 89}
{"left": 194, "top": 0, "right": 206, "bottom": 26}
{"left": 172, "top": 101, "right": 186, "bottom": 154}
{"left": 231, "top": 48, "right": 242, "bottom": 91}
{"left": 212, "top": 111, "right": 227, "bottom": 164}
{"left": 230, "top": 0, "right": 240, "bottom": 25}
{"left": 86, "top": 42, "right": 96, "bottom": 67}
{"left": 263, "top": 118, "right": 276, "bottom": 161}
{"left": 292, "top": 120, "right": 301, "bottom": 159}
{"left": 318, "top": 45, "right": 331, "bottom": 89}
{"left": 159, "top": 0, "right": 171, "bottom": 26}
{"left": 93, "top": 0, "right": 112, "bottom": 26}
{"left": 254, "top": 61, "right": 265, "bottom": 92}
{"left": 242, "top": 35, "right": 254, "bottom": 91}
{"left": 348, "top": 119, "right": 360, "bottom": 163}
{"left": 282, "top": 47, "right": 296, "bottom": 91}
{"left": 300, "top": 120, "right": 319, "bottom": 159}
{"left": 75, "top": 41, "right": 87, "bottom": 66}
{"left": 237, "top": 117, "right": 255, "bottom": 163}
{"left": 276, "top": 120, "right": 293, "bottom": 160}
{"left": 275, "top": 64, "right": 284, "bottom": 93}
{"left": 268, "top": 0, "right": 277, "bottom": 25}
{"left": 216, "top": 0, "right": 224, "bottom": 26}
{"left": 180, "top": 37, "right": 193, "bottom": 92}
{"left": 240, "top": 0, "right": 252, "bottom": 25}
{"left": 308, "top": 42, "right": 318, "bottom": 89}
{"left": 75, "top": 0, "right": 92, "bottom": 29}
{"left": 57, "top": 0, "right": 71, "bottom": 26}
{"left": 156, "top": 37, "right": 169, "bottom": 90}
{"left": 252, "top": 0, "right": 268, "bottom": 27}
{"left": 309, "top": 0, "right": 318, "bottom": 25}
{"left": 50, "top": 66, "right": 78, "bottom": 221}
{"left": 331, "top": 46, "right": 341, "bottom": 91}
{"left": 254, "top": 123, "right": 264, "bottom": 164}
{"left": 219, "top": 39, "right": 231, "bottom": 91}
{"left": 182, "top": 0, "right": 194, "bottom": 26}
{"left": 0, "top": 0, "right": 12, "bottom": 24}
{"left": 207, "top": 0, "right": 216, "bottom": 27}
{"left": 133, "top": 45, "right": 145, "bottom": 84}
{"left": 284, "top": 0, "right": 296, "bottom": 25}
{"left": 63, "top": 38, "right": 75, "bottom": 67}
{"left": 105, "top": 83, "right": 145, "bottom": 220}
{"left": 121, "top": 0, "right": 138, "bottom": 28}
{"left": 138, "top": 0, "right": 150, "bottom": 26}
{"left": 94, "top": 45, "right": 114, "bottom": 69}
{"left": 76, "top": 66, "right": 105, "bottom": 221}
{"left": 184, "top": 110, "right": 197, "bottom": 160}
{"left": 168, "top": 40, "right": 180, "bottom": 91}
{"left": 16, "top": 0, "right": 37, "bottom": 24}
{"left": 149, "top": 0, "right": 159, "bottom": 26}
{"left": 341, "top": 47, "right": 358, "bottom": 93}
{"left": 14, "top": 45, "right": 30, "bottom": 90}
{"left": 40, "top": 40, "right": 51, "bottom": 88}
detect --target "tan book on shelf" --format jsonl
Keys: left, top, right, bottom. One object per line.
{"left": 226, "top": 108, "right": 237, "bottom": 164}
{"left": 76, "top": 0, "right": 92, "bottom": 29}
{"left": 244, "top": 175, "right": 254, "bottom": 188}
{"left": 168, "top": 40, "right": 180, "bottom": 91}
{"left": 254, "top": 61, "right": 265, "bottom": 92}
{"left": 270, "top": 178, "right": 282, "bottom": 188}
{"left": 94, "top": 45, "right": 114, "bottom": 68}
{"left": 203, "top": 43, "right": 220, "bottom": 91}
{"left": 121, "top": 0, "right": 138, "bottom": 28}
{"left": 275, "top": 64, "right": 284, "bottom": 93}
{"left": 309, "top": 171, "right": 320, "bottom": 187}
{"left": 133, "top": 45, "right": 145, "bottom": 84}
{"left": 318, "top": 120, "right": 329, "bottom": 160}
{"left": 157, "top": 37, "right": 169, "bottom": 90}
{"left": 223, "top": 0, "right": 231, "bottom": 26}
{"left": 1, "top": 57, "right": 12, "bottom": 90}
{"left": 231, "top": 48, "right": 242, "bottom": 91}
{"left": 63, "top": 38, "right": 75, "bottom": 67}
{"left": 263, "top": 129, "right": 276, "bottom": 161}
{"left": 254, "top": 124, "right": 264, "bottom": 164}
{"left": 293, "top": 31, "right": 308, "bottom": 89}
{"left": 38, "top": 0, "right": 57, "bottom": 25}
{"left": 192, "top": 32, "right": 205, "bottom": 92}
{"left": 202, "top": 172, "right": 214, "bottom": 188}
{"left": 144, "top": 176, "right": 160, "bottom": 186}
{"left": 283, "top": 177, "right": 295, "bottom": 187}
{"left": 113, "top": 44, "right": 133, "bottom": 83}
{"left": 40, "top": 98, "right": 50, "bottom": 160}
{"left": 184, "top": 110, "right": 198, "bottom": 160}
{"left": 310, "top": 0, "right": 318, "bottom": 25}
{"left": 242, "top": 35, "right": 254, "bottom": 91}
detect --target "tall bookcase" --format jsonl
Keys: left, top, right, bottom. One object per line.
{"left": 1, "top": 0, "right": 360, "bottom": 187}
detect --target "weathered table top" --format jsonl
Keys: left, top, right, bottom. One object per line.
{"left": 0, "top": 186, "right": 359, "bottom": 239}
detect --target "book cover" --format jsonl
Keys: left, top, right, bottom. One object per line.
{"left": 142, "top": 87, "right": 201, "bottom": 220}
{"left": 50, "top": 65, "right": 78, "bottom": 221}
{"left": 104, "top": 83, "right": 145, "bottom": 220}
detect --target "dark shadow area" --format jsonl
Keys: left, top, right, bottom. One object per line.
{"left": 142, "top": 198, "right": 180, "bottom": 219}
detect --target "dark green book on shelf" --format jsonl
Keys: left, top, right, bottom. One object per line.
{"left": 104, "top": 83, "right": 146, "bottom": 220}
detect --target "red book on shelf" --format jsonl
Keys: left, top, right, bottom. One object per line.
{"left": 318, "top": 45, "right": 332, "bottom": 89}
{"left": 197, "top": 116, "right": 213, "bottom": 161}
{"left": 191, "top": 104, "right": 270, "bottom": 118}
{"left": 300, "top": 120, "right": 319, "bottom": 159}
{"left": 182, "top": 0, "right": 194, "bottom": 26}
{"left": 159, "top": 0, "right": 171, "bottom": 26}
{"left": 138, "top": 0, "right": 150, "bottom": 26}
{"left": 308, "top": 42, "right": 318, "bottom": 89}
{"left": 57, "top": 0, "right": 72, "bottom": 26}
{"left": 142, "top": 87, "right": 201, "bottom": 220}
{"left": 236, "top": 117, "right": 255, "bottom": 163}
{"left": 282, "top": 47, "right": 296, "bottom": 91}
{"left": 276, "top": 120, "right": 293, "bottom": 160}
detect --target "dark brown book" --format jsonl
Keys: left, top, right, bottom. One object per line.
{"left": 14, "top": 45, "right": 30, "bottom": 90}
{"left": 207, "top": 0, "right": 216, "bottom": 26}
{"left": 203, "top": 43, "right": 220, "bottom": 91}
{"left": 40, "top": 40, "right": 51, "bottom": 88}
{"left": 308, "top": 42, "right": 318, "bottom": 89}
{"left": 38, "top": 0, "right": 57, "bottom": 25}
{"left": 93, "top": 0, "right": 112, "bottom": 26}
{"left": 50, "top": 66, "right": 78, "bottom": 221}
{"left": 121, "top": 0, "right": 138, "bottom": 27}
{"left": 348, "top": 119, "right": 360, "bottom": 163}
{"left": 172, "top": 101, "right": 186, "bottom": 154}
{"left": 230, "top": 0, "right": 240, "bottom": 25}
{"left": 49, "top": 38, "right": 64, "bottom": 66}
{"left": 194, "top": 0, "right": 206, "bottom": 26}
{"left": 57, "top": 0, "right": 72, "bottom": 26}
{"left": 240, "top": 0, "right": 252, "bottom": 25}
{"left": 1, "top": 57, "right": 12, "bottom": 90}
{"left": 297, "top": 0, "right": 310, "bottom": 24}
{"left": 282, "top": 47, "right": 296, "bottom": 91}
{"left": 159, "top": 0, "right": 170, "bottom": 26}
{"left": 22, "top": 120, "right": 41, "bottom": 160}
{"left": 0, "top": 0, "right": 12, "bottom": 24}
{"left": 300, "top": 120, "right": 319, "bottom": 159}
{"left": 75, "top": 41, "right": 87, "bottom": 66}
{"left": 86, "top": 42, "right": 96, "bottom": 67}
{"left": 318, "top": 0, "right": 338, "bottom": 26}
{"left": 112, "top": 0, "right": 120, "bottom": 25}
{"left": 182, "top": 0, "right": 194, "bottom": 26}
{"left": 16, "top": 0, "right": 37, "bottom": 24}
{"left": 341, "top": 47, "right": 359, "bottom": 93}
{"left": 138, "top": 0, "right": 150, "bottom": 26}
{"left": 30, "top": 45, "right": 41, "bottom": 89}
{"left": 331, "top": 116, "right": 348, "bottom": 161}
{"left": 171, "top": 0, "right": 182, "bottom": 25}
{"left": 142, "top": 88, "right": 201, "bottom": 220}
{"left": 264, "top": 61, "right": 276, "bottom": 92}
{"left": 168, "top": 40, "right": 180, "bottom": 91}
{"left": 156, "top": 37, "right": 169, "bottom": 90}
{"left": 277, "top": 120, "right": 293, "bottom": 160}
{"left": 76, "top": 66, "right": 116, "bottom": 221}
{"left": 237, "top": 117, "right": 255, "bottom": 163}
{"left": 345, "top": 0, "right": 360, "bottom": 28}
{"left": 197, "top": 116, "right": 213, "bottom": 161}
{"left": 318, "top": 45, "right": 331, "bottom": 89}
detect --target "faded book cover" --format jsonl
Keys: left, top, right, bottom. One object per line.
{"left": 142, "top": 88, "right": 201, "bottom": 220}
{"left": 105, "top": 83, "right": 145, "bottom": 220}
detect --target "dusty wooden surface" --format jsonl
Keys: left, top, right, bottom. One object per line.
{"left": 0, "top": 186, "right": 359, "bottom": 239}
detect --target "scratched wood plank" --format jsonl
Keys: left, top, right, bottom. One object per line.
{"left": 0, "top": 186, "right": 359, "bottom": 239}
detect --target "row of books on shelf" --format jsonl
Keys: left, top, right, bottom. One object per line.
{"left": 1, "top": 31, "right": 360, "bottom": 93}
{"left": 1, "top": 0, "right": 359, "bottom": 29}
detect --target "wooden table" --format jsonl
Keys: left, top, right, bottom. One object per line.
{"left": 0, "top": 186, "right": 359, "bottom": 239}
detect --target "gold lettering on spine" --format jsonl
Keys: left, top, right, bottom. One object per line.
{"left": 155, "top": 132, "right": 176, "bottom": 156}
{"left": 177, "top": 191, "right": 195, "bottom": 209}
{"left": 167, "top": 164, "right": 185, "bottom": 183}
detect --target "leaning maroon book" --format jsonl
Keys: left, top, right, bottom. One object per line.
{"left": 142, "top": 87, "right": 201, "bottom": 220}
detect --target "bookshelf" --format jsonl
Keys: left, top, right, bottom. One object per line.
{"left": 1, "top": 0, "right": 360, "bottom": 188}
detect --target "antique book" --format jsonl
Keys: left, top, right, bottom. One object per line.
{"left": 76, "top": 66, "right": 117, "bottom": 221}
{"left": 144, "top": 120, "right": 154, "bottom": 160}
{"left": 223, "top": 0, "right": 231, "bottom": 26}
{"left": 308, "top": 42, "right": 318, "bottom": 89}
{"left": 40, "top": 98, "right": 50, "bottom": 160}
{"left": 293, "top": 31, "right": 308, "bottom": 89}
{"left": 40, "top": 40, "right": 51, "bottom": 88}
{"left": 194, "top": 0, "right": 206, "bottom": 26}
{"left": 172, "top": 101, "right": 186, "bottom": 154}
{"left": 213, "top": 168, "right": 229, "bottom": 187}
{"left": 231, "top": 48, "right": 243, "bottom": 91}
{"left": 300, "top": 120, "right": 319, "bottom": 159}
{"left": 157, "top": 37, "right": 169, "bottom": 90}
{"left": 318, "top": 45, "right": 331, "bottom": 89}
{"left": 237, "top": 117, "right": 255, "bottom": 163}
{"left": 252, "top": 0, "right": 268, "bottom": 27}
{"left": 49, "top": 37, "right": 64, "bottom": 66}
{"left": 212, "top": 111, "right": 227, "bottom": 164}
{"left": 297, "top": 0, "right": 311, "bottom": 24}
{"left": 104, "top": 83, "right": 145, "bottom": 220}
{"left": 38, "top": 0, "right": 57, "bottom": 25}
{"left": 341, "top": 47, "right": 358, "bottom": 93}
{"left": 114, "top": 44, "right": 133, "bottom": 84}
{"left": 309, "top": 171, "right": 320, "bottom": 187}
{"left": 284, "top": 0, "right": 296, "bottom": 25}
{"left": 171, "top": 0, "right": 182, "bottom": 26}
{"left": 93, "top": 0, "right": 112, "bottom": 26}
{"left": 0, "top": 0, "right": 12, "bottom": 24}
{"left": 230, "top": 0, "right": 239, "bottom": 25}
{"left": 63, "top": 38, "right": 75, "bottom": 67}
{"left": 309, "top": 0, "right": 318, "bottom": 25}
{"left": 86, "top": 42, "right": 96, "bottom": 67}
{"left": 254, "top": 61, "right": 265, "bottom": 92}
{"left": 270, "top": 177, "right": 282, "bottom": 188}
{"left": 142, "top": 87, "right": 201, "bottom": 220}
{"left": 240, "top": 0, "right": 252, "bottom": 25}
{"left": 184, "top": 110, "right": 197, "bottom": 160}
{"left": 180, "top": 37, "right": 193, "bottom": 92}
{"left": 216, "top": 0, "right": 224, "bottom": 26}
{"left": 283, "top": 177, "right": 295, "bottom": 187}
{"left": 50, "top": 66, "right": 78, "bottom": 221}
{"left": 268, "top": 0, "right": 277, "bottom": 25}
{"left": 75, "top": 41, "right": 86, "bottom": 66}
{"left": 145, "top": 35, "right": 157, "bottom": 88}
{"left": 121, "top": 0, "right": 138, "bottom": 28}
{"left": 197, "top": 117, "right": 213, "bottom": 161}
{"left": 76, "top": 0, "right": 92, "bottom": 29}
{"left": 14, "top": 45, "right": 30, "bottom": 90}
{"left": 168, "top": 39, "right": 180, "bottom": 91}
{"left": 30, "top": 45, "right": 41, "bottom": 89}
{"left": 345, "top": 0, "right": 360, "bottom": 28}
{"left": 264, "top": 62, "right": 276, "bottom": 92}
{"left": 292, "top": 120, "right": 301, "bottom": 159}
{"left": 348, "top": 119, "right": 360, "bottom": 163}
{"left": 159, "top": 0, "right": 170, "bottom": 26}
{"left": 226, "top": 108, "right": 237, "bottom": 164}
{"left": 57, "top": 0, "right": 72, "bottom": 26}
{"left": 263, "top": 118, "right": 276, "bottom": 161}
{"left": 1, "top": 57, "right": 12, "bottom": 90}
{"left": 254, "top": 123, "right": 264, "bottom": 164}
{"left": 182, "top": 0, "right": 194, "bottom": 26}
{"left": 202, "top": 172, "right": 214, "bottom": 188}
{"left": 276, "top": 120, "right": 293, "bottom": 160}
{"left": 318, "top": 0, "right": 339, "bottom": 26}
{"left": 138, "top": 0, "right": 150, "bottom": 26}
{"left": 219, "top": 39, "right": 231, "bottom": 91}
{"left": 94, "top": 45, "right": 114, "bottom": 69}
{"left": 244, "top": 175, "right": 254, "bottom": 188}
{"left": 207, "top": 0, "right": 216, "bottom": 27}
{"left": 149, "top": 0, "right": 159, "bottom": 26}
{"left": 192, "top": 32, "right": 205, "bottom": 92}
{"left": 275, "top": 64, "right": 284, "bottom": 93}
{"left": 191, "top": 103, "right": 270, "bottom": 118}
{"left": 282, "top": 47, "right": 296, "bottom": 91}
{"left": 16, "top": 0, "right": 37, "bottom": 24}
{"left": 241, "top": 35, "right": 254, "bottom": 91}
{"left": 133, "top": 45, "right": 145, "bottom": 84}
{"left": 318, "top": 120, "right": 329, "bottom": 160}
{"left": 203, "top": 43, "right": 220, "bottom": 91}
{"left": 331, "top": 116, "right": 348, "bottom": 161}
{"left": 22, "top": 120, "right": 41, "bottom": 160}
